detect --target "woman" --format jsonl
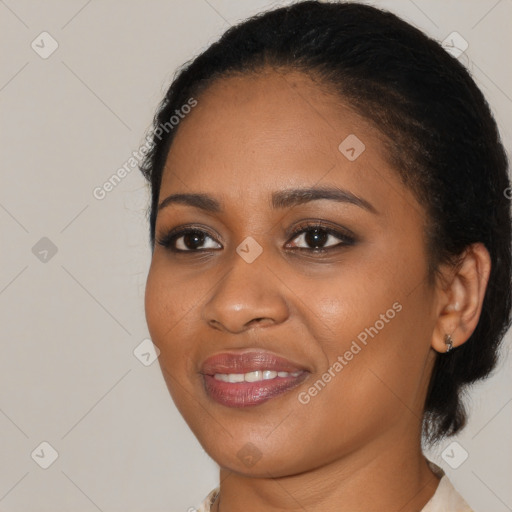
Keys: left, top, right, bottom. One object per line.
{"left": 139, "top": 2, "right": 511, "bottom": 510}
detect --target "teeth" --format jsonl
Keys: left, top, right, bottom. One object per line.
{"left": 213, "top": 370, "right": 301, "bottom": 383}
{"left": 245, "top": 371, "right": 262, "bottom": 382}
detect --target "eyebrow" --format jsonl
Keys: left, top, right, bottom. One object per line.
{"left": 157, "top": 186, "right": 377, "bottom": 214}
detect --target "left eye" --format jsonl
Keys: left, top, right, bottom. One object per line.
{"left": 287, "top": 226, "right": 353, "bottom": 251}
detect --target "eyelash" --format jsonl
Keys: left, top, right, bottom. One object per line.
{"left": 156, "top": 222, "right": 356, "bottom": 254}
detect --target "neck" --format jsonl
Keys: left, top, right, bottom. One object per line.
{"left": 212, "top": 428, "right": 440, "bottom": 512}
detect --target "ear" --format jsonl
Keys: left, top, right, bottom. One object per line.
{"left": 431, "top": 243, "right": 491, "bottom": 354}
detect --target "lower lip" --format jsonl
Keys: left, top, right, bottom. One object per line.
{"left": 203, "top": 373, "right": 308, "bottom": 408}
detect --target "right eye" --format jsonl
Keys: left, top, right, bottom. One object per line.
{"left": 156, "top": 227, "right": 222, "bottom": 252}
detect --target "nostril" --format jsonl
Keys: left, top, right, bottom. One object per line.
{"left": 208, "top": 319, "right": 223, "bottom": 330}
{"left": 248, "top": 317, "right": 273, "bottom": 327}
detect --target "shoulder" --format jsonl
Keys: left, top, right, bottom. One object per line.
{"left": 196, "top": 487, "right": 219, "bottom": 512}
{"left": 422, "top": 462, "right": 473, "bottom": 512}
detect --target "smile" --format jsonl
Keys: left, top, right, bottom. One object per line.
{"left": 213, "top": 370, "right": 302, "bottom": 383}
{"left": 201, "top": 351, "right": 309, "bottom": 407}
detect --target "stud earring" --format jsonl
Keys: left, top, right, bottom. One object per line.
{"left": 444, "top": 334, "right": 454, "bottom": 353}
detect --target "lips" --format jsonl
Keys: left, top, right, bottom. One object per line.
{"left": 200, "top": 351, "right": 309, "bottom": 408}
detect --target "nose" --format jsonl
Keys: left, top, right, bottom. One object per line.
{"left": 202, "top": 251, "right": 290, "bottom": 334}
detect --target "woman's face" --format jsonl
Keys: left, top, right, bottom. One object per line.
{"left": 145, "top": 69, "right": 439, "bottom": 476}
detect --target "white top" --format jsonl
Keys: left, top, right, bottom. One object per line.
{"left": 196, "top": 462, "right": 472, "bottom": 512}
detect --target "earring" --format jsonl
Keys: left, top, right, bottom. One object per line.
{"left": 444, "top": 334, "right": 454, "bottom": 353}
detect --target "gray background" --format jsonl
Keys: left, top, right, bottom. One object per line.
{"left": 1, "top": 0, "right": 511, "bottom": 511}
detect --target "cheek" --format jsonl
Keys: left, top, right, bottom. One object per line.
{"left": 145, "top": 259, "right": 199, "bottom": 339}
{"left": 302, "top": 264, "right": 403, "bottom": 354}
{"left": 144, "top": 264, "right": 172, "bottom": 344}
{"left": 300, "top": 244, "right": 433, "bottom": 403}
{"left": 144, "top": 262, "right": 195, "bottom": 364}
{"left": 144, "top": 264, "right": 200, "bottom": 409}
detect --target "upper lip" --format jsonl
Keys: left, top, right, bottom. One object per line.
{"left": 200, "top": 350, "right": 309, "bottom": 375}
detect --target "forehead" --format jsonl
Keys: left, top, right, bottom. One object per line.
{"left": 170, "top": 70, "right": 377, "bottom": 158}
{"left": 159, "top": 69, "right": 412, "bottom": 216}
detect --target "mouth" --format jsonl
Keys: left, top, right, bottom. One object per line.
{"left": 200, "top": 351, "right": 309, "bottom": 408}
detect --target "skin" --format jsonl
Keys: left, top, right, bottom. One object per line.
{"left": 144, "top": 68, "right": 491, "bottom": 512}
